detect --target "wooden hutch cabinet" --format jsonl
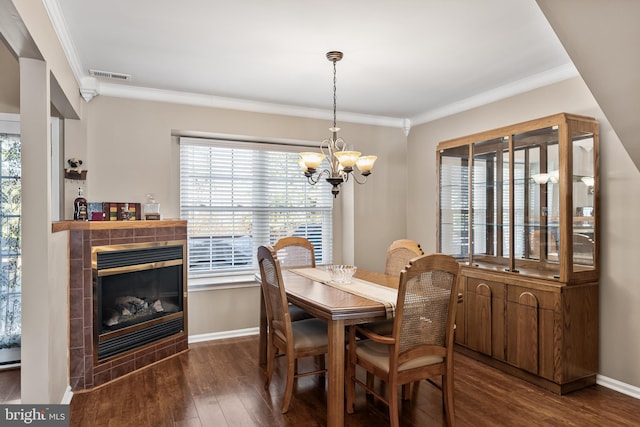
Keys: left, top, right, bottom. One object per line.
{"left": 437, "top": 113, "right": 599, "bottom": 394}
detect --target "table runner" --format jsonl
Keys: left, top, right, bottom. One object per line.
{"left": 290, "top": 267, "right": 398, "bottom": 319}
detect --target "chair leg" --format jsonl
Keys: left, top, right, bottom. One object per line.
{"left": 443, "top": 373, "right": 456, "bottom": 427}
{"left": 319, "top": 354, "right": 326, "bottom": 379}
{"left": 366, "top": 372, "right": 374, "bottom": 394}
{"left": 388, "top": 379, "right": 400, "bottom": 427}
{"left": 401, "top": 383, "right": 411, "bottom": 400}
{"left": 281, "top": 355, "right": 296, "bottom": 413}
{"left": 265, "top": 342, "right": 276, "bottom": 388}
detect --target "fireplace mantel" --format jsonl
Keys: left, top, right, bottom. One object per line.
{"left": 56, "top": 219, "right": 188, "bottom": 391}
{"left": 52, "top": 218, "right": 186, "bottom": 233}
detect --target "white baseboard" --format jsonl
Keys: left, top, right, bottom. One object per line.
{"left": 0, "top": 347, "right": 20, "bottom": 365}
{"left": 60, "top": 385, "right": 73, "bottom": 404}
{"left": 597, "top": 374, "right": 640, "bottom": 399}
{"left": 188, "top": 327, "right": 259, "bottom": 344}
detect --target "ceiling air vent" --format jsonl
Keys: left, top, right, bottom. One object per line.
{"left": 89, "top": 69, "right": 132, "bottom": 81}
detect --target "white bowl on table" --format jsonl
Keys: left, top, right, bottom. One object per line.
{"left": 327, "top": 264, "right": 357, "bottom": 284}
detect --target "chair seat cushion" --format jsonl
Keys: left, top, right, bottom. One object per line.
{"left": 288, "top": 303, "right": 313, "bottom": 322}
{"left": 275, "top": 318, "right": 328, "bottom": 350}
{"left": 355, "top": 339, "right": 443, "bottom": 373}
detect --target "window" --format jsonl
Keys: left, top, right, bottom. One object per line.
{"left": 0, "top": 116, "right": 21, "bottom": 355}
{"left": 180, "top": 137, "right": 333, "bottom": 280}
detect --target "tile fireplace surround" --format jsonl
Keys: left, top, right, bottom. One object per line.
{"left": 52, "top": 219, "right": 188, "bottom": 391}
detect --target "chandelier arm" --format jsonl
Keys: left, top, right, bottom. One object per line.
{"left": 320, "top": 139, "right": 332, "bottom": 160}
{"left": 334, "top": 136, "right": 346, "bottom": 152}
{"left": 307, "top": 168, "right": 331, "bottom": 185}
{"left": 351, "top": 171, "right": 369, "bottom": 185}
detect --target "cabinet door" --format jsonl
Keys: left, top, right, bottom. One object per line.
{"left": 465, "top": 277, "right": 505, "bottom": 360}
{"left": 472, "top": 138, "right": 509, "bottom": 265}
{"left": 438, "top": 144, "right": 470, "bottom": 259}
{"left": 507, "top": 288, "right": 555, "bottom": 380}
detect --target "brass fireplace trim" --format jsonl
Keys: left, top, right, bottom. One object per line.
{"left": 98, "top": 311, "right": 184, "bottom": 342}
{"left": 91, "top": 239, "right": 187, "bottom": 270}
{"left": 96, "top": 258, "right": 183, "bottom": 277}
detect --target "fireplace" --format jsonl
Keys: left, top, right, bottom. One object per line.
{"left": 93, "top": 241, "right": 186, "bottom": 361}
{"left": 56, "top": 220, "right": 188, "bottom": 390}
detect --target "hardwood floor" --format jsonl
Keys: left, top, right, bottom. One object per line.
{"left": 67, "top": 335, "right": 640, "bottom": 426}
{"left": 0, "top": 367, "right": 20, "bottom": 403}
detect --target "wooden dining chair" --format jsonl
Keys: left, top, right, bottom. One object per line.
{"left": 273, "top": 236, "right": 316, "bottom": 321}
{"left": 274, "top": 236, "right": 316, "bottom": 269}
{"left": 384, "top": 239, "right": 424, "bottom": 277}
{"left": 366, "top": 239, "right": 426, "bottom": 338}
{"left": 257, "top": 246, "right": 329, "bottom": 413}
{"left": 346, "top": 253, "right": 461, "bottom": 427}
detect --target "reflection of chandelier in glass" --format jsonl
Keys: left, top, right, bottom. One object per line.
{"left": 531, "top": 170, "right": 559, "bottom": 185}
{"left": 298, "top": 51, "right": 377, "bottom": 198}
{"left": 580, "top": 176, "right": 595, "bottom": 187}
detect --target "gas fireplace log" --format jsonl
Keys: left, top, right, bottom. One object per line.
{"left": 103, "top": 296, "right": 178, "bottom": 327}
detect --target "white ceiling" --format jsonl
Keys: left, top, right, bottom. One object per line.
{"left": 49, "top": 0, "right": 576, "bottom": 127}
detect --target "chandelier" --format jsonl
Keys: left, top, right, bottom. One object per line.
{"left": 298, "top": 51, "right": 377, "bottom": 197}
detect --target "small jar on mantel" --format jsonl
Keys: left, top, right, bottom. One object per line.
{"left": 143, "top": 193, "right": 161, "bottom": 220}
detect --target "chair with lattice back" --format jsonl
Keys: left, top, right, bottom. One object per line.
{"left": 273, "top": 236, "right": 316, "bottom": 321}
{"left": 257, "top": 246, "right": 328, "bottom": 413}
{"left": 274, "top": 236, "right": 316, "bottom": 269}
{"left": 346, "top": 253, "right": 461, "bottom": 427}
{"left": 367, "top": 239, "right": 425, "bottom": 337}
{"left": 384, "top": 239, "right": 424, "bottom": 277}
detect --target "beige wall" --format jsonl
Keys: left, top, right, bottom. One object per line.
{"left": 0, "top": 41, "right": 19, "bottom": 113}
{"left": 76, "top": 95, "right": 407, "bottom": 335}
{"left": 407, "top": 76, "right": 640, "bottom": 389}
{"left": 188, "top": 286, "right": 260, "bottom": 336}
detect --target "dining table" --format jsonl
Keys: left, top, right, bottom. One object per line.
{"left": 257, "top": 267, "right": 399, "bottom": 427}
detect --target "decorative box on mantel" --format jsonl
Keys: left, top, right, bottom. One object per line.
{"left": 52, "top": 219, "right": 188, "bottom": 391}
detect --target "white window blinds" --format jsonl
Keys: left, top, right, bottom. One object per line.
{"left": 180, "top": 137, "right": 333, "bottom": 278}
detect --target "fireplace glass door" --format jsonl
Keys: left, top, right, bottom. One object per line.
{"left": 93, "top": 241, "right": 185, "bottom": 360}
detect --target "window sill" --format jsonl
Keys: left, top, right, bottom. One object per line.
{"left": 188, "top": 273, "right": 259, "bottom": 292}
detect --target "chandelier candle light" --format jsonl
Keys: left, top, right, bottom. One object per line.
{"left": 299, "top": 51, "right": 377, "bottom": 197}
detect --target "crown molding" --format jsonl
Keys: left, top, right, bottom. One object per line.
{"left": 410, "top": 63, "right": 579, "bottom": 125}
{"left": 43, "top": 0, "right": 576, "bottom": 132}
{"left": 97, "top": 82, "right": 406, "bottom": 129}
{"left": 43, "top": 0, "right": 84, "bottom": 88}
